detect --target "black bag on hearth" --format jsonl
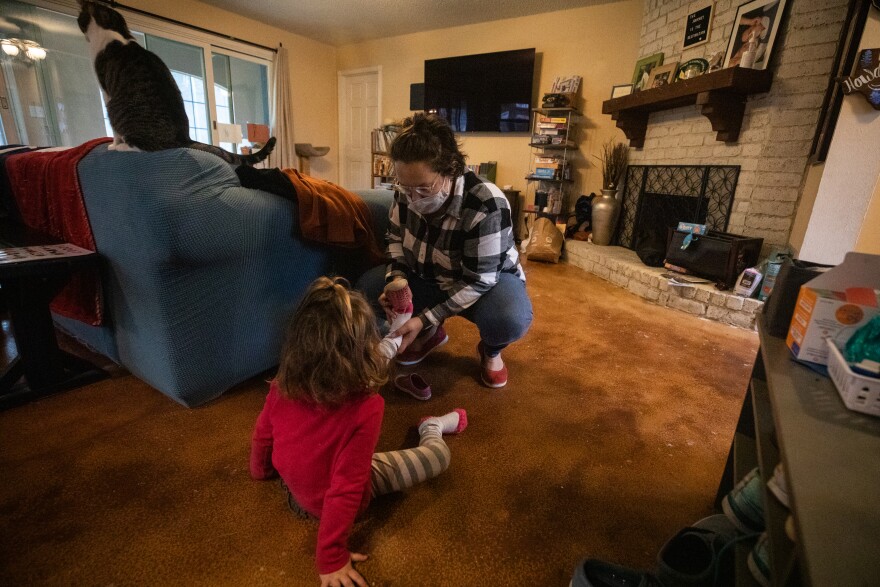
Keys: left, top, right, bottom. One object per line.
{"left": 664, "top": 229, "right": 763, "bottom": 289}
{"left": 762, "top": 257, "right": 832, "bottom": 337}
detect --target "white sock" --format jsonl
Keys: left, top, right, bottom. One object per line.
{"left": 387, "top": 310, "right": 411, "bottom": 334}
{"left": 419, "top": 411, "right": 461, "bottom": 436}
{"left": 378, "top": 335, "right": 402, "bottom": 360}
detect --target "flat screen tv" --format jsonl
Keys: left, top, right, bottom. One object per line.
{"left": 424, "top": 48, "right": 536, "bottom": 133}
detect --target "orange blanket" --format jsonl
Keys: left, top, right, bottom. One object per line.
{"left": 281, "top": 168, "right": 383, "bottom": 264}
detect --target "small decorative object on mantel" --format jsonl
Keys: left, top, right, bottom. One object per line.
{"left": 610, "top": 84, "right": 634, "bottom": 99}
{"left": 631, "top": 52, "right": 664, "bottom": 92}
{"left": 839, "top": 48, "right": 880, "bottom": 110}
{"left": 682, "top": 1, "right": 715, "bottom": 50}
{"left": 707, "top": 50, "right": 724, "bottom": 72}
{"left": 591, "top": 140, "right": 629, "bottom": 246}
{"left": 676, "top": 58, "right": 709, "bottom": 81}
{"left": 648, "top": 62, "right": 680, "bottom": 89}
{"left": 723, "top": 0, "right": 788, "bottom": 70}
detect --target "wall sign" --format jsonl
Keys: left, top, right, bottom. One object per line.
{"left": 840, "top": 48, "right": 880, "bottom": 110}
{"left": 682, "top": 2, "right": 714, "bottom": 49}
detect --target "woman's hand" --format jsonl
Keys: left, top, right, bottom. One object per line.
{"left": 391, "top": 317, "right": 425, "bottom": 353}
{"left": 319, "top": 553, "right": 369, "bottom": 587}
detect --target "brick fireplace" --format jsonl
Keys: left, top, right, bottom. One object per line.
{"left": 561, "top": 0, "right": 849, "bottom": 329}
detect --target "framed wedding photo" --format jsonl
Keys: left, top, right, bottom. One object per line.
{"left": 610, "top": 84, "right": 634, "bottom": 99}
{"left": 723, "top": 0, "right": 788, "bottom": 70}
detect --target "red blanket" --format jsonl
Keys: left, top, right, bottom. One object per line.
{"left": 4, "top": 138, "right": 111, "bottom": 325}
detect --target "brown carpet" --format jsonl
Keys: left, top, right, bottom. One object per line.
{"left": 0, "top": 261, "right": 758, "bottom": 586}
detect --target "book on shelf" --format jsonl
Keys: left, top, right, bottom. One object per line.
{"left": 537, "top": 128, "right": 564, "bottom": 136}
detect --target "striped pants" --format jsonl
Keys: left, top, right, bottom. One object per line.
{"left": 370, "top": 420, "right": 451, "bottom": 496}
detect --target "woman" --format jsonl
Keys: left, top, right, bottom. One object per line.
{"left": 358, "top": 113, "right": 532, "bottom": 388}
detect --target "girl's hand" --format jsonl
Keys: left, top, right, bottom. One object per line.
{"left": 391, "top": 317, "right": 424, "bottom": 353}
{"left": 319, "top": 553, "right": 369, "bottom": 587}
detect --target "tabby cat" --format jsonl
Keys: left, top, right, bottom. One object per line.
{"left": 77, "top": 0, "right": 275, "bottom": 165}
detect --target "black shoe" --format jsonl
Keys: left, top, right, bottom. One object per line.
{"left": 656, "top": 514, "right": 738, "bottom": 587}
{"left": 571, "top": 558, "right": 663, "bottom": 587}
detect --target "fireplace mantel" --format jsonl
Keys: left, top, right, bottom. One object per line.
{"left": 602, "top": 68, "right": 773, "bottom": 148}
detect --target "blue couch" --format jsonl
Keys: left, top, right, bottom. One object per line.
{"left": 55, "top": 144, "right": 393, "bottom": 407}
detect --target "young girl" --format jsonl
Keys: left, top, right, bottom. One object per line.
{"left": 250, "top": 276, "right": 466, "bottom": 587}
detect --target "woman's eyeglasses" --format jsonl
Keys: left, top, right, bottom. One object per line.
{"left": 392, "top": 174, "right": 442, "bottom": 197}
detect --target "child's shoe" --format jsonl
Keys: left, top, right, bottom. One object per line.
{"left": 383, "top": 278, "right": 413, "bottom": 331}
{"left": 747, "top": 532, "right": 771, "bottom": 587}
{"left": 766, "top": 462, "right": 790, "bottom": 508}
{"left": 570, "top": 558, "right": 662, "bottom": 587}
{"left": 394, "top": 373, "right": 432, "bottom": 401}
{"left": 656, "top": 514, "right": 738, "bottom": 587}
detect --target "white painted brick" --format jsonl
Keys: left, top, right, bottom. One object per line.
{"left": 707, "top": 306, "right": 728, "bottom": 320}
{"left": 743, "top": 298, "right": 764, "bottom": 314}
{"left": 726, "top": 296, "right": 745, "bottom": 311}
{"left": 749, "top": 201, "right": 796, "bottom": 217}
{"left": 746, "top": 216, "right": 792, "bottom": 231}
{"left": 611, "top": 272, "right": 630, "bottom": 287}
{"left": 752, "top": 186, "right": 801, "bottom": 202}
{"left": 729, "top": 312, "right": 756, "bottom": 330}
{"left": 668, "top": 296, "right": 707, "bottom": 316}
{"left": 594, "top": 265, "right": 611, "bottom": 280}
{"left": 645, "top": 288, "right": 661, "bottom": 302}
{"left": 659, "top": 292, "right": 670, "bottom": 305}
{"left": 628, "top": 280, "right": 649, "bottom": 298}
{"left": 695, "top": 289, "right": 711, "bottom": 303}
{"left": 789, "top": 6, "right": 847, "bottom": 30}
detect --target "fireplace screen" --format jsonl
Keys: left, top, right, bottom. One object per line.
{"left": 615, "top": 165, "right": 740, "bottom": 249}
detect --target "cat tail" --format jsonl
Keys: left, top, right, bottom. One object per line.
{"left": 187, "top": 136, "right": 277, "bottom": 166}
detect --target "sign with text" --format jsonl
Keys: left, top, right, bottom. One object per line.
{"left": 682, "top": 2, "right": 714, "bottom": 49}
{"left": 840, "top": 48, "right": 880, "bottom": 110}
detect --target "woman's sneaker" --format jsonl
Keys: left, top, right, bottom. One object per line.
{"left": 721, "top": 467, "right": 765, "bottom": 532}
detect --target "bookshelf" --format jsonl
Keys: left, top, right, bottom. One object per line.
{"left": 525, "top": 107, "right": 580, "bottom": 222}
{"left": 371, "top": 126, "right": 399, "bottom": 189}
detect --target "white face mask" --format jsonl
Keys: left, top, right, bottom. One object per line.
{"left": 407, "top": 177, "right": 451, "bottom": 215}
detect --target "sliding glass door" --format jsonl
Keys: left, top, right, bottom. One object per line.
{"left": 0, "top": 0, "right": 272, "bottom": 149}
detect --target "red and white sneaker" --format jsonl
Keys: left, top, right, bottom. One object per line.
{"left": 396, "top": 325, "right": 449, "bottom": 366}
{"left": 477, "top": 342, "right": 508, "bottom": 388}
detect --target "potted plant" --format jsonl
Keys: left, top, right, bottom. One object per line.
{"left": 591, "top": 140, "right": 629, "bottom": 245}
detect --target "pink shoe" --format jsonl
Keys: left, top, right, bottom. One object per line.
{"left": 477, "top": 342, "right": 508, "bottom": 388}
{"left": 393, "top": 373, "right": 432, "bottom": 401}
{"left": 396, "top": 326, "right": 449, "bottom": 366}
{"left": 418, "top": 408, "right": 468, "bottom": 434}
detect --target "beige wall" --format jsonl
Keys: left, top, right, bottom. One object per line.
{"left": 337, "top": 0, "right": 642, "bottom": 200}
{"left": 855, "top": 174, "right": 880, "bottom": 253}
{"left": 123, "top": 0, "right": 340, "bottom": 180}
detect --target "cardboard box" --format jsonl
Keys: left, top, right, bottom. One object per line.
{"left": 786, "top": 252, "right": 880, "bottom": 365}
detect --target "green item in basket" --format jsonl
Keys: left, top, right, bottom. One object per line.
{"left": 845, "top": 314, "right": 880, "bottom": 364}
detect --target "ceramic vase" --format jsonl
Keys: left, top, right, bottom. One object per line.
{"left": 591, "top": 188, "right": 620, "bottom": 246}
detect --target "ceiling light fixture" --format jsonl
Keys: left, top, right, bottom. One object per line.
{"left": 0, "top": 38, "right": 47, "bottom": 61}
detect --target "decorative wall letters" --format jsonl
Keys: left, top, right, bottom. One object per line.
{"left": 839, "top": 48, "right": 880, "bottom": 110}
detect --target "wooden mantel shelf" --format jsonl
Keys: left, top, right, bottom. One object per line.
{"left": 601, "top": 67, "right": 773, "bottom": 148}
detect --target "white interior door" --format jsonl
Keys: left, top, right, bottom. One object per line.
{"left": 338, "top": 67, "right": 380, "bottom": 190}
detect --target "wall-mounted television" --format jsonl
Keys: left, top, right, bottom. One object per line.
{"left": 424, "top": 48, "right": 536, "bottom": 133}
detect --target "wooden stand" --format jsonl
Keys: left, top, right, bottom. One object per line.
{"left": 602, "top": 68, "right": 773, "bottom": 148}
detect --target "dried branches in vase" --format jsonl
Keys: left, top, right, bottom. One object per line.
{"left": 595, "top": 141, "right": 629, "bottom": 191}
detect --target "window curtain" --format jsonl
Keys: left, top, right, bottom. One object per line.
{"left": 269, "top": 44, "right": 295, "bottom": 169}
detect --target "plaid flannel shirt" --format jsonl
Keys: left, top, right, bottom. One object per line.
{"left": 385, "top": 171, "right": 525, "bottom": 327}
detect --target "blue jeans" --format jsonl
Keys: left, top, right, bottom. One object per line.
{"left": 356, "top": 266, "right": 533, "bottom": 357}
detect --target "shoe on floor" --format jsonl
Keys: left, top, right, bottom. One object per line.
{"left": 393, "top": 373, "right": 432, "bottom": 401}
{"left": 477, "top": 341, "right": 508, "bottom": 388}
{"left": 767, "top": 462, "right": 790, "bottom": 508}
{"left": 747, "top": 532, "right": 771, "bottom": 587}
{"left": 396, "top": 326, "right": 449, "bottom": 366}
{"left": 656, "top": 514, "right": 738, "bottom": 587}
{"left": 721, "top": 467, "right": 765, "bottom": 532}
{"left": 571, "top": 558, "right": 663, "bottom": 587}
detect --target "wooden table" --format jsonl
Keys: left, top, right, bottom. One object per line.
{"left": 0, "top": 221, "right": 106, "bottom": 409}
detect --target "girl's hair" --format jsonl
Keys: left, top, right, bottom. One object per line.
{"left": 276, "top": 276, "right": 389, "bottom": 405}
{"left": 389, "top": 112, "right": 467, "bottom": 177}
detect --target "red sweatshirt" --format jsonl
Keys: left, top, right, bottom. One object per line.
{"left": 250, "top": 382, "right": 384, "bottom": 574}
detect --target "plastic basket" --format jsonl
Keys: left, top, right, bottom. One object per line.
{"left": 826, "top": 339, "right": 880, "bottom": 417}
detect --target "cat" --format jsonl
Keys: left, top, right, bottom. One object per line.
{"left": 76, "top": 0, "right": 275, "bottom": 166}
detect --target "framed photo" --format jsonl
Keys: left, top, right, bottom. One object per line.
{"left": 723, "top": 0, "right": 788, "bottom": 70}
{"left": 610, "top": 84, "right": 634, "bottom": 99}
{"left": 676, "top": 58, "right": 709, "bottom": 81}
{"left": 631, "top": 52, "right": 664, "bottom": 91}
{"left": 647, "top": 62, "right": 679, "bottom": 89}
{"left": 682, "top": 2, "right": 715, "bottom": 50}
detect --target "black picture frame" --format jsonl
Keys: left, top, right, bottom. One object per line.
{"left": 809, "top": 0, "right": 873, "bottom": 163}
{"left": 723, "top": 0, "right": 789, "bottom": 70}
{"left": 683, "top": 2, "right": 715, "bottom": 49}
